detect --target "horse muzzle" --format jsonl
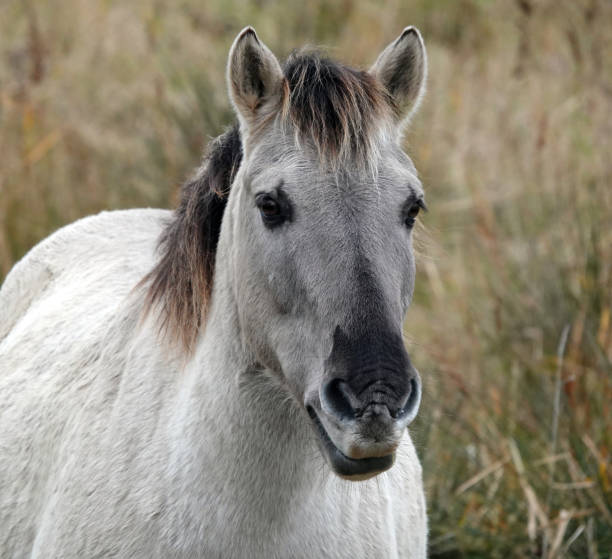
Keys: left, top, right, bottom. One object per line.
{"left": 306, "top": 370, "right": 422, "bottom": 480}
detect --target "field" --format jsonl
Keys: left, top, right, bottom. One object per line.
{"left": 1, "top": 0, "right": 611, "bottom": 556}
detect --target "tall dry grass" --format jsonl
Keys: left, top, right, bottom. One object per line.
{"left": 1, "top": 0, "right": 610, "bottom": 556}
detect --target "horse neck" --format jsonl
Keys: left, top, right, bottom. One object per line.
{"left": 165, "top": 252, "right": 327, "bottom": 521}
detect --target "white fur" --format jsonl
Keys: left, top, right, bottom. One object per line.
{"left": 0, "top": 209, "right": 427, "bottom": 558}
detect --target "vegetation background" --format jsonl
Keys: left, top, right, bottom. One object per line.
{"left": 1, "top": 0, "right": 610, "bottom": 556}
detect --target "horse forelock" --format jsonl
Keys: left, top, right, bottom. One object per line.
{"left": 280, "top": 50, "right": 393, "bottom": 170}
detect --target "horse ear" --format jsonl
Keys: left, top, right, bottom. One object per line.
{"left": 227, "top": 27, "right": 284, "bottom": 133}
{"left": 370, "top": 27, "right": 427, "bottom": 123}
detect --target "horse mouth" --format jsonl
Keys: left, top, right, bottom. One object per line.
{"left": 307, "top": 406, "right": 395, "bottom": 480}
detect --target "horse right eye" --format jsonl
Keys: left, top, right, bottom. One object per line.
{"left": 260, "top": 197, "right": 280, "bottom": 217}
{"left": 255, "top": 194, "right": 285, "bottom": 227}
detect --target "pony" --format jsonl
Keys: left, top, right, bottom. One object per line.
{"left": 0, "top": 26, "right": 429, "bottom": 558}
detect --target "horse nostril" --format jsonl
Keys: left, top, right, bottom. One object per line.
{"left": 321, "top": 379, "right": 359, "bottom": 421}
{"left": 322, "top": 371, "right": 422, "bottom": 424}
{"left": 394, "top": 375, "right": 422, "bottom": 423}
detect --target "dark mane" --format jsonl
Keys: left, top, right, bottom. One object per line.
{"left": 141, "top": 125, "right": 242, "bottom": 352}
{"left": 282, "top": 51, "right": 390, "bottom": 164}
{"left": 143, "top": 52, "right": 391, "bottom": 352}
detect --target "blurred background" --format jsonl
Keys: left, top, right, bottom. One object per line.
{"left": 1, "top": 0, "right": 610, "bottom": 556}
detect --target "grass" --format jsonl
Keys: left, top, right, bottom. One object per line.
{"left": 1, "top": 0, "right": 611, "bottom": 556}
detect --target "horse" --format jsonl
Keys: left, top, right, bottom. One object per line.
{"left": 0, "top": 26, "right": 428, "bottom": 558}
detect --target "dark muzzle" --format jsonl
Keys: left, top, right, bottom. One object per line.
{"left": 321, "top": 326, "right": 420, "bottom": 424}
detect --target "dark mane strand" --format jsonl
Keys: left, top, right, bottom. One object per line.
{"left": 141, "top": 125, "right": 242, "bottom": 352}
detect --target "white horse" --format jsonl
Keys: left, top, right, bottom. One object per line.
{"left": 0, "top": 27, "right": 428, "bottom": 558}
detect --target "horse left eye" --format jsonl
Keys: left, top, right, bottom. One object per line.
{"left": 404, "top": 204, "right": 420, "bottom": 228}
{"left": 403, "top": 198, "right": 426, "bottom": 229}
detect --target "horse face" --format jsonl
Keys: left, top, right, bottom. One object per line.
{"left": 227, "top": 27, "right": 427, "bottom": 480}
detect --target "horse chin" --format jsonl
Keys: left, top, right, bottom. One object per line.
{"left": 307, "top": 406, "right": 395, "bottom": 481}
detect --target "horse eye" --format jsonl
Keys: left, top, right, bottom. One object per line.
{"left": 403, "top": 199, "right": 426, "bottom": 229}
{"left": 255, "top": 194, "right": 284, "bottom": 227}
{"left": 260, "top": 198, "right": 279, "bottom": 216}
{"left": 404, "top": 205, "right": 420, "bottom": 228}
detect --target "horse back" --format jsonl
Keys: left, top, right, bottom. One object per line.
{"left": 0, "top": 209, "right": 169, "bottom": 342}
